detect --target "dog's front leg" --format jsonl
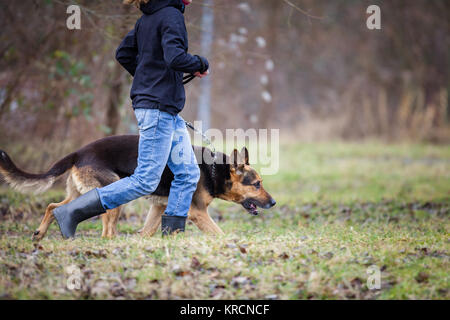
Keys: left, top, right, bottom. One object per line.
{"left": 139, "top": 204, "right": 165, "bottom": 237}
{"left": 32, "top": 198, "right": 72, "bottom": 241}
{"left": 189, "top": 208, "right": 224, "bottom": 235}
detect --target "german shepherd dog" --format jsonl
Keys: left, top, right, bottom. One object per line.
{"left": 0, "top": 135, "right": 276, "bottom": 241}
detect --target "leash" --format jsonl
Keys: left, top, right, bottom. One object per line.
{"left": 184, "top": 121, "right": 215, "bottom": 155}
{"left": 185, "top": 120, "right": 217, "bottom": 195}
{"left": 183, "top": 74, "right": 196, "bottom": 85}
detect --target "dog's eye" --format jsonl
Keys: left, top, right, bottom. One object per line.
{"left": 253, "top": 181, "right": 261, "bottom": 189}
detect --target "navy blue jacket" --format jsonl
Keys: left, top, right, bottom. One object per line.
{"left": 116, "top": 0, "right": 209, "bottom": 115}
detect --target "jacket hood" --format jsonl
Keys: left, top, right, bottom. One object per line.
{"left": 140, "top": 0, "right": 184, "bottom": 15}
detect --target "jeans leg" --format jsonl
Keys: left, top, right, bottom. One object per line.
{"left": 164, "top": 115, "right": 200, "bottom": 217}
{"left": 97, "top": 109, "right": 175, "bottom": 210}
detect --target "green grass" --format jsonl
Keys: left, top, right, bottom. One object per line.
{"left": 0, "top": 141, "right": 449, "bottom": 299}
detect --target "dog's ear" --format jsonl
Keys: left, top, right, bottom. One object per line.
{"left": 230, "top": 149, "right": 244, "bottom": 174}
{"left": 230, "top": 148, "right": 249, "bottom": 166}
{"left": 240, "top": 147, "right": 249, "bottom": 165}
{"left": 230, "top": 149, "right": 239, "bottom": 167}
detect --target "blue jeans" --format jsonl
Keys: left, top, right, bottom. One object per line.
{"left": 97, "top": 108, "right": 200, "bottom": 217}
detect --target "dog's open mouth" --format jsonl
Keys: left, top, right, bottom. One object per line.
{"left": 242, "top": 199, "right": 259, "bottom": 216}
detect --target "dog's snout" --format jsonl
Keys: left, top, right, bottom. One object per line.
{"left": 264, "top": 198, "right": 276, "bottom": 209}
{"left": 270, "top": 198, "right": 276, "bottom": 207}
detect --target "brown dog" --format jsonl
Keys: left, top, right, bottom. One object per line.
{"left": 0, "top": 135, "right": 276, "bottom": 241}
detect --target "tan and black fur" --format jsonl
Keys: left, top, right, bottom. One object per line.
{"left": 0, "top": 135, "right": 275, "bottom": 241}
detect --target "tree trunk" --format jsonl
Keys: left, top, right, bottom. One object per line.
{"left": 259, "top": 1, "right": 280, "bottom": 129}
{"left": 104, "top": 64, "right": 123, "bottom": 136}
{"left": 197, "top": 0, "right": 214, "bottom": 130}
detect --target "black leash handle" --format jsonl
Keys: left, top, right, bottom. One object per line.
{"left": 183, "top": 74, "right": 196, "bottom": 85}
{"left": 182, "top": 55, "right": 207, "bottom": 86}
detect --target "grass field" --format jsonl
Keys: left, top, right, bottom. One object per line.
{"left": 0, "top": 142, "right": 449, "bottom": 299}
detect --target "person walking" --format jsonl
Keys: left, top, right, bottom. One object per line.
{"left": 53, "top": 0, "right": 209, "bottom": 238}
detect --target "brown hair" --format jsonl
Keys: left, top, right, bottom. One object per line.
{"left": 123, "top": 0, "right": 150, "bottom": 8}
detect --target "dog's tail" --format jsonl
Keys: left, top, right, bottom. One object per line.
{"left": 0, "top": 150, "right": 76, "bottom": 194}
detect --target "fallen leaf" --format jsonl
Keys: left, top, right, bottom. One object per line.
{"left": 84, "top": 249, "right": 107, "bottom": 258}
{"left": 279, "top": 252, "right": 289, "bottom": 259}
{"left": 232, "top": 276, "right": 250, "bottom": 287}
{"left": 350, "top": 277, "right": 363, "bottom": 288}
{"left": 321, "top": 252, "right": 334, "bottom": 260}
{"left": 110, "top": 282, "right": 126, "bottom": 297}
{"left": 179, "top": 270, "right": 193, "bottom": 277}
{"left": 144, "top": 246, "right": 154, "bottom": 253}
{"left": 33, "top": 243, "right": 43, "bottom": 251}
{"left": 191, "top": 256, "right": 201, "bottom": 269}
{"left": 415, "top": 272, "right": 429, "bottom": 283}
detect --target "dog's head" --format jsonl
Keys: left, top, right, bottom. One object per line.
{"left": 220, "top": 147, "right": 276, "bottom": 215}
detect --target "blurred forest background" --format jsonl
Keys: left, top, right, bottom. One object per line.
{"left": 0, "top": 0, "right": 448, "bottom": 172}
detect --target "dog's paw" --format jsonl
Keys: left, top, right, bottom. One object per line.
{"left": 31, "top": 230, "right": 43, "bottom": 242}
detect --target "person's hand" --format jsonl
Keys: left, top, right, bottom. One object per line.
{"left": 194, "top": 70, "right": 209, "bottom": 78}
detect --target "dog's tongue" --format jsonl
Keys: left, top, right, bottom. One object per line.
{"left": 249, "top": 203, "right": 258, "bottom": 215}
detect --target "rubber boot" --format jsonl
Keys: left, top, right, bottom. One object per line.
{"left": 161, "top": 214, "right": 186, "bottom": 236}
{"left": 53, "top": 189, "right": 106, "bottom": 239}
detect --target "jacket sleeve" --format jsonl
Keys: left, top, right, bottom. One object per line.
{"left": 160, "top": 9, "right": 209, "bottom": 74}
{"left": 116, "top": 28, "right": 138, "bottom": 76}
